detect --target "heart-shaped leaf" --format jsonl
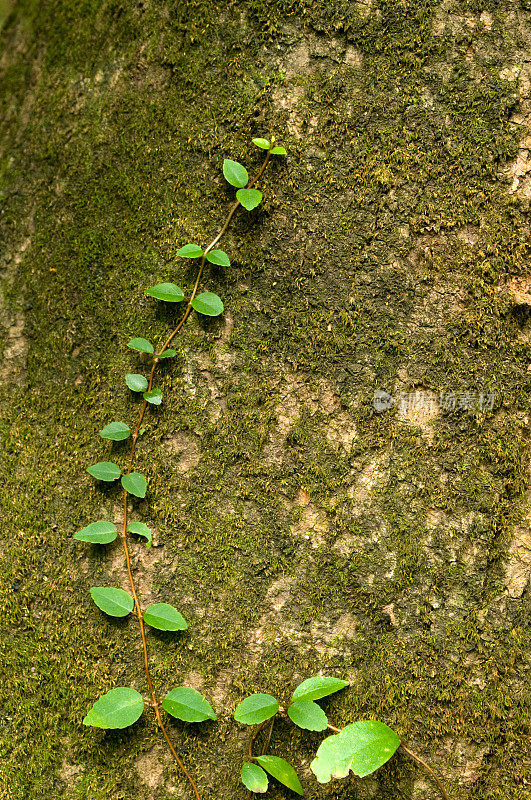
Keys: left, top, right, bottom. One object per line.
{"left": 143, "top": 603, "right": 188, "bottom": 631}
{"left": 121, "top": 472, "right": 147, "bottom": 498}
{"left": 252, "top": 137, "right": 270, "bottom": 150}
{"left": 162, "top": 687, "right": 217, "bottom": 722}
{"left": 288, "top": 700, "right": 328, "bottom": 731}
{"left": 191, "top": 292, "right": 224, "bottom": 317}
{"left": 310, "top": 721, "right": 400, "bottom": 782}
{"left": 127, "top": 521, "right": 152, "bottom": 546}
{"left": 178, "top": 244, "right": 204, "bottom": 258}
{"left": 234, "top": 693, "right": 279, "bottom": 725}
{"left": 241, "top": 762, "right": 268, "bottom": 793}
{"left": 125, "top": 373, "right": 148, "bottom": 392}
{"left": 292, "top": 676, "right": 349, "bottom": 702}
{"left": 236, "top": 188, "right": 262, "bottom": 211}
{"left": 145, "top": 283, "right": 185, "bottom": 302}
{"left": 83, "top": 687, "right": 144, "bottom": 729}
{"left": 143, "top": 388, "right": 163, "bottom": 405}
{"left": 254, "top": 756, "right": 303, "bottom": 796}
{"left": 74, "top": 521, "right": 118, "bottom": 544}
{"left": 90, "top": 586, "right": 134, "bottom": 617}
{"left": 87, "top": 462, "right": 121, "bottom": 482}
{"left": 100, "top": 422, "right": 131, "bottom": 441}
{"left": 128, "top": 337, "right": 153, "bottom": 354}
{"left": 223, "top": 158, "right": 248, "bottom": 188}
{"left": 206, "top": 249, "right": 230, "bottom": 266}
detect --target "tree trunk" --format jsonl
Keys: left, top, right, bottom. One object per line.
{"left": 1, "top": 2, "right": 529, "bottom": 799}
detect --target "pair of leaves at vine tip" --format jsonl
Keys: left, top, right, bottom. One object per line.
{"left": 83, "top": 685, "right": 216, "bottom": 729}
{"left": 252, "top": 137, "right": 287, "bottom": 155}
{"left": 86, "top": 462, "right": 147, "bottom": 498}
{"left": 234, "top": 676, "right": 349, "bottom": 731}
{"left": 89, "top": 586, "right": 187, "bottom": 629}
{"left": 242, "top": 757, "right": 303, "bottom": 796}
{"left": 74, "top": 520, "right": 153, "bottom": 546}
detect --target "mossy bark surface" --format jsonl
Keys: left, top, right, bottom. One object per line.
{"left": 0, "top": 2, "right": 529, "bottom": 799}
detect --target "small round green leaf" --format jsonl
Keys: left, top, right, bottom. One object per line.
{"left": 83, "top": 687, "right": 144, "bottom": 729}
{"left": 252, "top": 137, "right": 271, "bottom": 150}
{"left": 178, "top": 244, "right": 204, "bottom": 258}
{"left": 205, "top": 249, "right": 230, "bottom": 267}
{"left": 157, "top": 349, "right": 176, "bottom": 359}
{"left": 234, "top": 693, "right": 279, "bottom": 725}
{"left": 236, "top": 188, "right": 263, "bottom": 211}
{"left": 254, "top": 756, "right": 303, "bottom": 796}
{"left": 74, "top": 521, "right": 118, "bottom": 544}
{"left": 87, "top": 462, "right": 121, "bottom": 482}
{"left": 191, "top": 292, "right": 224, "bottom": 317}
{"left": 90, "top": 586, "right": 134, "bottom": 617}
{"left": 100, "top": 422, "right": 131, "bottom": 441}
{"left": 241, "top": 763, "right": 269, "bottom": 793}
{"left": 143, "top": 388, "right": 163, "bottom": 405}
{"left": 125, "top": 373, "right": 148, "bottom": 392}
{"left": 292, "top": 676, "right": 349, "bottom": 702}
{"left": 162, "top": 687, "right": 217, "bottom": 722}
{"left": 128, "top": 337, "right": 154, "bottom": 354}
{"left": 145, "top": 283, "right": 185, "bottom": 302}
{"left": 223, "top": 158, "right": 249, "bottom": 188}
{"left": 143, "top": 603, "right": 188, "bottom": 631}
{"left": 270, "top": 146, "right": 287, "bottom": 155}
{"left": 121, "top": 472, "right": 147, "bottom": 498}
{"left": 288, "top": 700, "right": 328, "bottom": 731}
{"left": 127, "top": 521, "right": 152, "bottom": 546}
{"left": 310, "top": 721, "right": 401, "bottom": 783}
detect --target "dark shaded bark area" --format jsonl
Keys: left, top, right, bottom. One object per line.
{"left": 0, "top": 1, "right": 529, "bottom": 799}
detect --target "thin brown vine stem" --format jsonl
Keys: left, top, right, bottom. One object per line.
{"left": 248, "top": 718, "right": 271, "bottom": 759}
{"left": 400, "top": 745, "right": 450, "bottom": 800}
{"left": 327, "top": 723, "right": 341, "bottom": 733}
{"left": 119, "top": 149, "right": 274, "bottom": 800}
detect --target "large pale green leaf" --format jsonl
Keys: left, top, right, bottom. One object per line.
{"left": 310, "top": 721, "right": 401, "bottom": 782}
{"left": 83, "top": 687, "right": 144, "bottom": 729}
{"left": 128, "top": 337, "right": 153, "bottom": 354}
{"left": 145, "top": 283, "right": 185, "bottom": 302}
{"left": 86, "top": 462, "right": 121, "bottom": 482}
{"left": 74, "top": 521, "right": 118, "bottom": 544}
{"left": 143, "top": 603, "right": 187, "bottom": 631}
{"left": 288, "top": 700, "right": 328, "bottom": 731}
{"left": 223, "top": 158, "right": 248, "bottom": 188}
{"left": 292, "top": 676, "right": 349, "bottom": 702}
{"left": 89, "top": 586, "right": 134, "bottom": 617}
{"left": 205, "top": 249, "right": 230, "bottom": 266}
{"left": 127, "top": 521, "right": 152, "bottom": 546}
{"left": 191, "top": 292, "right": 224, "bottom": 317}
{"left": 241, "top": 763, "right": 268, "bottom": 793}
{"left": 178, "top": 244, "right": 204, "bottom": 258}
{"left": 100, "top": 422, "right": 131, "bottom": 441}
{"left": 125, "top": 373, "right": 148, "bottom": 392}
{"left": 121, "top": 472, "right": 147, "bottom": 498}
{"left": 236, "top": 188, "right": 262, "bottom": 211}
{"left": 254, "top": 756, "right": 303, "bottom": 796}
{"left": 234, "top": 693, "right": 279, "bottom": 725}
{"left": 162, "top": 687, "right": 216, "bottom": 722}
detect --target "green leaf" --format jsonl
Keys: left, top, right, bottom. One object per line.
{"left": 157, "top": 349, "right": 176, "bottom": 359}
{"left": 292, "top": 676, "right": 349, "bottom": 703}
{"left": 223, "top": 158, "right": 249, "bottom": 188}
{"left": 205, "top": 249, "right": 230, "bottom": 267}
{"left": 241, "top": 763, "right": 268, "bottom": 793}
{"left": 100, "top": 422, "right": 131, "bottom": 441}
{"left": 236, "top": 188, "right": 263, "bottom": 211}
{"left": 270, "top": 146, "right": 287, "bottom": 155}
{"left": 192, "top": 292, "right": 224, "bottom": 317}
{"left": 125, "top": 373, "right": 149, "bottom": 392}
{"left": 252, "top": 137, "right": 271, "bottom": 150}
{"left": 87, "top": 462, "right": 121, "bottom": 482}
{"left": 89, "top": 586, "right": 134, "bottom": 617}
{"left": 143, "top": 388, "right": 163, "bottom": 405}
{"left": 162, "top": 687, "right": 217, "bottom": 722}
{"left": 128, "top": 337, "right": 154, "bottom": 354}
{"left": 310, "top": 721, "right": 401, "bottom": 783}
{"left": 74, "top": 521, "right": 118, "bottom": 544}
{"left": 145, "top": 283, "right": 185, "bottom": 302}
{"left": 178, "top": 244, "right": 204, "bottom": 258}
{"left": 83, "top": 687, "right": 144, "bottom": 729}
{"left": 288, "top": 700, "right": 328, "bottom": 731}
{"left": 234, "top": 693, "right": 279, "bottom": 725}
{"left": 121, "top": 472, "right": 147, "bottom": 498}
{"left": 143, "top": 603, "right": 188, "bottom": 631}
{"left": 254, "top": 756, "right": 303, "bottom": 796}
{"left": 127, "top": 521, "right": 152, "bottom": 546}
